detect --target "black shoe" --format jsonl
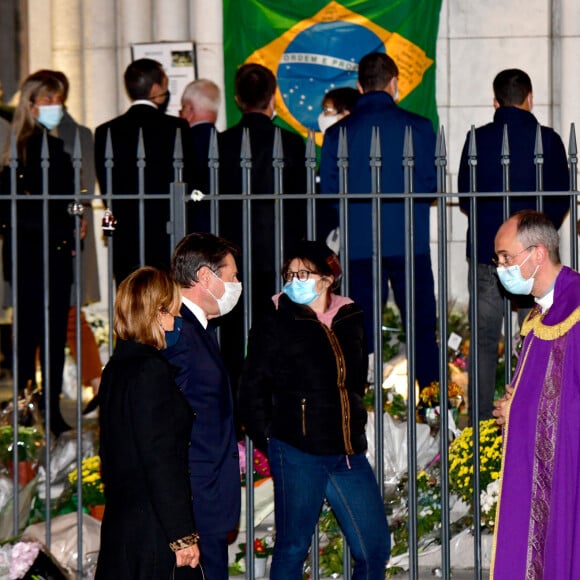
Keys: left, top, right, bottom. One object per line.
{"left": 83, "top": 395, "right": 99, "bottom": 415}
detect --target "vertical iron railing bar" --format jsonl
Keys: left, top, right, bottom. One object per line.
{"left": 70, "top": 128, "right": 86, "bottom": 578}
{"left": 534, "top": 123, "right": 545, "bottom": 214}
{"left": 467, "top": 124, "right": 482, "bottom": 578}
{"left": 273, "top": 127, "right": 284, "bottom": 291}
{"left": 332, "top": 126, "right": 351, "bottom": 580}
{"left": 337, "top": 127, "right": 349, "bottom": 295}
{"left": 208, "top": 128, "right": 220, "bottom": 234}
{"left": 240, "top": 127, "right": 256, "bottom": 580}
{"left": 436, "top": 126, "right": 451, "bottom": 579}
{"left": 104, "top": 129, "right": 116, "bottom": 360}
{"left": 403, "top": 125, "right": 418, "bottom": 579}
{"left": 170, "top": 128, "right": 187, "bottom": 247}
{"left": 8, "top": 129, "right": 20, "bottom": 537}
{"left": 40, "top": 130, "right": 53, "bottom": 547}
{"left": 137, "top": 128, "right": 146, "bottom": 268}
{"left": 305, "top": 130, "right": 317, "bottom": 240}
{"left": 369, "top": 126, "right": 385, "bottom": 494}
{"left": 500, "top": 125, "right": 513, "bottom": 393}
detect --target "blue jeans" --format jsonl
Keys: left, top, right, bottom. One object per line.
{"left": 268, "top": 438, "right": 390, "bottom": 579}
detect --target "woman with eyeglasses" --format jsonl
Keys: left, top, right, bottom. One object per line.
{"left": 239, "top": 240, "right": 390, "bottom": 579}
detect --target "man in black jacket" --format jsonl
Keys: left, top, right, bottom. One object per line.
{"left": 458, "top": 68, "right": 570, "bottom": 421}
{"left": 95, "top": 58, "right": 193, "bottom": 284}
{"left": 218, "top": 63, "right": 307, "bottom": 385}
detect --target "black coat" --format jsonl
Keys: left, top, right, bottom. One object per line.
{"left": 96, "top": 340, "right": 197, "bottom": 580}
{"left": 458, "top": 106, "right": 570, "bottom": 264}
{"left": 95, "top": 105, "right": 194, "bottom": 283}
{"left": 187, "top": 121, "right": 215, "bottom": 233}
{"left": 0, "top": 128, "right": 74, "bottom": 415}
{"left": 239, "top": 294, "right": 369, "bottom": 455}
{"left": 217, "top": 113, "right": 307, "bottom": 279}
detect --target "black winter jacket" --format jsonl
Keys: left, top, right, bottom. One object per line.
{"left": 239, "top": 293, "right": 369, "bottom": 455}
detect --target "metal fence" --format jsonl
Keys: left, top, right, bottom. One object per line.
{"left": 2, "top": 122, "right": 579, "bottom": 579}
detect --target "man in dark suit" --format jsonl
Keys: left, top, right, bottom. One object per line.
{"left": 218, "top": 63, "right": 307, "bottom": 388}
{"left": 179, "top": 78, "right": 221, "bottom": 231}
{"left": 320, "top": 52, "right": 439, "bottom": 389}
{"left": 95, "top": 58, "right": 193, "bottom": 284}
{"left": 218, "top": 62, "right": 307, "bottom": 309}
{"left": 458, "top": 68, "right": 570, "bottom": 420}
{"left": 163, "top": 232, "right": 242, "bottom": 580}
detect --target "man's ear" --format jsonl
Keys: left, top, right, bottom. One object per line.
{"left": 526, "top": 92, "right": 533, "bottom": 111}
{"left": 537, "top": 245, "right": 548, "bottom": 263}
{"left": 197, "top": 266, "right": 212, "bottom": 287}
{"left": 493, "top": 97, "right": 500, "bottom": 110}
{"left": 356, "top": 81, "right": 364, "bottom": 95}
{"left": 148, "top": 82, "right": 162, "bottom": 99}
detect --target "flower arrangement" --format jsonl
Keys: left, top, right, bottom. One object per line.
{"left": 449, "top": 419, "right": 502, "bottom": 529}
{"left": 238, "top": 441, "right": 270, "bottom": 486}
{"left": 84, "top": 310, "right": 110, "bottom": 347}
{"left": 67, "top": 455, "right": 105, "bottom": 507}
{"left": 235, "top": 535, "right": 274, "bottom": 561}
{"left": 419, "top": 381, "right": 464, "bottom": 407}
{"left": 0, "top": 540, "right": 68, "bottom": 580}
{"left": 0, "top": 426, "right": 43, "bottom": 464}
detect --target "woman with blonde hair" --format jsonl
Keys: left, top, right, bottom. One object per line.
{"left": 0, "top": 70, "right": 74, "bottom": 435}
{"left": 96, "top": 267, "right": 201, "bottom": 579}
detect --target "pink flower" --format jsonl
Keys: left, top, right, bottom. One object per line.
{"left": 238, "top": 441, "right": 247, "bottom": 475}
{"left": 9, "top": 541, "right": 42, "bottom": 580}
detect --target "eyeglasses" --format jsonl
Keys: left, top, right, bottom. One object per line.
{"left": 492, "top": 245, "right": 536, "bottom": 267}
{"left": 284, "top": 269, "right": 318, "bottom": 283}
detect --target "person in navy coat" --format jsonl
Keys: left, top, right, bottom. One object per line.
{"left": 320, "top": 52, "right": 439, "bottom": 389}
{"left": 458, "top": 68, "right": 570, "bottom": 420}
{"left": 163, "top": 232, "right": 242, "bottom": 580}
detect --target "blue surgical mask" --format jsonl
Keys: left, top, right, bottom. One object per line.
{"left": 496, "top": 251, "right": 538, "bottom": 295}
{"left": 37, "top": 104, "right": 64, "bottom": 130}
{"left": 283, "top": 278, "right": 320, "bottom": 305}
{"left": 164, "top": 316, "right": 183, "bottom": 348}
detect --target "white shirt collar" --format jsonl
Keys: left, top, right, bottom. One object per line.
{"left": 535, "top": 287, "right": 554, "bottom": 312}
{"left": 181, "top": 295, "right": 208, "bottom": 328}
{"left": 131, "top": 99, "right": 157, "bottom": 109}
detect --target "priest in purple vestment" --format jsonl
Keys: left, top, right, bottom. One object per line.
{"left": 491, "top": 210, "right": 580, "bottom": 579}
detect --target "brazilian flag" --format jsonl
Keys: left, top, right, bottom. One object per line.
{"left": 222, "top": 0, "right": 442, "bottom": 144}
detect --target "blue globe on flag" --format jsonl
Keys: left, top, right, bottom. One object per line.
{"left": 276, "top": 20, "right": 385, "bottom": 132}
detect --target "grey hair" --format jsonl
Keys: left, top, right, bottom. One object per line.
{"left": 181, "top": 79, "right": 221, "bottom": 114}
{"left": 514, "top": 210, "right": 561, "bottom": 264}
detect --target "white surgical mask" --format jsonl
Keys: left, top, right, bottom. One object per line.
{"left": 317, "top": 112, "right": 339, "bottom": 134}
{"left": 205, "top": 270, "right": 242, "bottom": 316}
{"left": 496, "top": 251, "right": 538, "bottom": 295}
{"left": 37, "top": 104, "right": 64, "bottom": 130}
